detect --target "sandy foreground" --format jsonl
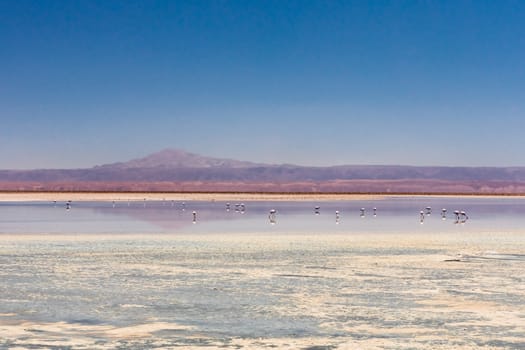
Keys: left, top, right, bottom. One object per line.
{"left": 1, "top": 191, "right": 523, "bottom": 203}
{"left": 1, "top": 231, "right": 524, "bottom": 349}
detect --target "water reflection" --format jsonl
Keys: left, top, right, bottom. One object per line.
{"left": 1, "top": 197, "right": 525, "bottom": 235}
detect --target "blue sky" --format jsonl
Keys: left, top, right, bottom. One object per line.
{"left": 1, "top": 0, "right": 524, "bottom": 169}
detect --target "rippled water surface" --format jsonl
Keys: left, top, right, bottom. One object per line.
{"left": 1, "top": 197, "right": 524, "bottom": 349}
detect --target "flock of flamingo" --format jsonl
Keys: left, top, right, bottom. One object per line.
{"left": 57, "top": 199, "right": 470, "bottom": 226}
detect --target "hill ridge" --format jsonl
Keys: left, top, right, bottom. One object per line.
{"left": 1, "top": 149, "right": 525, "bottom": 194}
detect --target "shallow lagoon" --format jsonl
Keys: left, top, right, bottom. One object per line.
{"left": 1, "top": 197, "right": 524, "bottom": 349}
{"left": 2, "top": 196, "right": 525, "bottom": 235}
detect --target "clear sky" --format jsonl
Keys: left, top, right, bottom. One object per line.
{"left": 1, "top": 0, "right": 524, "bottom": 169}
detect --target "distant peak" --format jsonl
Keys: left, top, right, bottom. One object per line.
{"left": 99, "top": 148, "right": 266, "bottom": 169}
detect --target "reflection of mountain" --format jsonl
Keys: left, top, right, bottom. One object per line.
{"left": 88, "top": 201, "right": 328, "bottom": 231}
{"left": 1, "top": 149, "right": 525, "bottom": 193}
{"left": 90, "top": 202, "right": 252, "bottom": 230}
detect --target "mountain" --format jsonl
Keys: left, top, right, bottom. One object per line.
{"left": 98, "top": 149, "right": 263, "bottom": 169}
{"left": 1, "top": 149, "right": 525, "bottom": 193}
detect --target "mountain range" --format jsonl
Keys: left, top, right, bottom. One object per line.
{"left": 1, "top": 149, "right": 525, "bottom": 194}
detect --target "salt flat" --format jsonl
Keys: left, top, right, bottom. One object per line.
{"left": 0, "top": 191, "right": 390, "bottom": 202}
{"left": 1, "top": 231, "right": 524, "bottom": 349}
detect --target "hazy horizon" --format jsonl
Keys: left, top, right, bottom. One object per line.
{"left": 2, "top": 1, "right": 524, "bottom": 169}
{"left": 3, "top": 147, "right": 525, "bottom": 171}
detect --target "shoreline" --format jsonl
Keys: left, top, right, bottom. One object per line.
{"left": 1, "top": 191, "right": 524, "bottom": 202}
